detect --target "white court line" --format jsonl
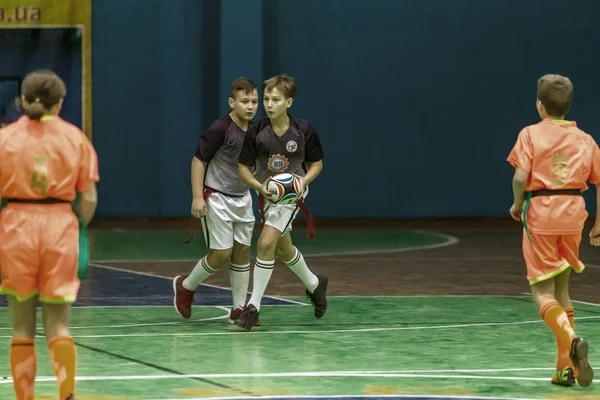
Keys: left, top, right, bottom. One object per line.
{"left": 90, "top": 263, "right": 309, "bottom": 306}
{"left": 333, "top": 367, "right": 557, "bottom": 373}
{"left": 305, "top": 230, "right": 460, "bottom": 258}
{"left": 92, "top": 259, "right": 201, "bottom": 263}
{"left": 86, "top": 231, "right": 459, "bottom": 308}
{"left": 573, "top": 300, "right": 600, "bottom": 307}
{"left": 154, "top": 396, "right": 545, "bottom": 400}
{"left": 519, "top": 292, "right": 600, "bottom": 307}
{"left": 154, "top": 396, "right": 543, "bottom": 400}
{"left": 93, "top": 256, "right": 521, "bottom": 264}
{"left": 1, "top": 369, "right": 597, "bottom": 385}
{"left": 4, "top": 315, "right": 597, "bottom": 339}
{"left": 0, "top": 367, "right": 556, "bottom": 383}
{"left": 0, "top": 306, "right": 230, "bottom": 330}
{"left": 328, "top": 295, "right": 530, "bottom": 298}
{"left": 0, "top": 304, "right": 301, "bottom": 309}
{"left": 90, "top": 230, "right": 460, "bottom": 263}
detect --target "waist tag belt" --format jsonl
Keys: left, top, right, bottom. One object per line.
{"left": 522, "top": 188, "right": 583, "bottom": 244}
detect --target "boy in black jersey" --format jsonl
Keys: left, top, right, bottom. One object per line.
{"left": 236, "top": 74, "right": 328, "bottom": 331}
{"left": 173, "top": 77, "right": 262, "bottom": 324}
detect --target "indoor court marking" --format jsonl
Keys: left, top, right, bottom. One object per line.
{"left": 1, "top": 227, "right": 599, "bottom": 399}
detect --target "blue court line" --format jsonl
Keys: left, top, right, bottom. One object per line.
{"left": 0, "top": 265, "right": 302, "bottom": 308}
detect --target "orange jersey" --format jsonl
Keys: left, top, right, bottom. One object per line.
{"left": 0, "top": 115, "right": 99, "bottom": 200}
{"left": 507, "top": 119, "right": 600, "bottom": 234}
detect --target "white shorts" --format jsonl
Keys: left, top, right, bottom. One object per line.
{"left": 264, "top": 187, "right": 309, "bottom": 234}
{"left": 202, "top": 191, "right": 255, "bottom": 250}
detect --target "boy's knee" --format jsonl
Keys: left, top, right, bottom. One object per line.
{"left": 257, "top": 236, "right": 277, "bottom": 254}
{"left": 231, "top": 244, "right": 250, "bottom": 263}
{"left": 207, "top": 248, "right": 233, "bottom": 269}
{"left": 531, "top": 288, "right": 556, "bottom": 309}
{"left": 276, "top": 243, "right": 295, "bottom": 262}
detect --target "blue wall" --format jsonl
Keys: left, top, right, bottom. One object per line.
{"left": 92, "top": 0, "right": 208, "bottom": 217}
{"left": 0, "top": 28, "right": 82, "bottom": 127}
{"left": 91, "top": 0, "right": 600, "bottom": 218}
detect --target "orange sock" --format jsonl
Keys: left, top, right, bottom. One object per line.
{"left": 48, "top": 336, "right": 77, "bottom": 400}
{"left": 540, "top": 301, "right": 576, "bottom": 370}
{"left": 564, "top": 307, "right": 575, "bottom": 329}
{"left": 10, "top": 338, "right": 37, "bottom": 400}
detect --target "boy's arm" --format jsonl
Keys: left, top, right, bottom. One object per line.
{"left": 512, "top": 167, "right": 529, "bottom": 207}
{"left": 191, "top": 157, "right": 207, "bottom": 218}
{"left": 238, "top": 131, "right": 276, "bottom": 199}
{"left": 509, "top": 167, "right": 528, "bottom": 222}
{"left": 238, "top": 164, "right": 262, "bottom": 192}
{"left": 302, "top": 160, "right": 323, "bottom": 187}
{"left": 507, "top": 128, "right": 533, "bottom": 221}
{"left": 588, "top": 140, "right": 600, "bottom": 245}
{"left": 238, "top": 164, "right": 274, "bottom": 199}
{"left": 191, "top": 122, "right": 225, "bottom": 218}
{"left": 191, "top": 157, "right": 206, "bottom": 199}
{"left": 76, "top": 135, "right": 100, "bottom": 225}
{"left": 300, "top": 123, "right": 324, "bottom": 190}
{"left": 590, "top": 184, "right": 600, "bottom": 246}
{"left": 594, "top": 184, "right": 600, "bottom": 227}
{"left": 79, "top": 182, "right": 98, "bottom": 226}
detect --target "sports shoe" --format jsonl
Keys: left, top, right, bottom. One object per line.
{"left": 551, "top": 367, "right": 575, "bottom": 386}
{"left": 234, "top": 304, "right": 260, "bottom": 331}
{"left": 229, "top": 306, "right": 260, "bottom": 326}
{"left": 306, "top": 274, "right": 328, "bottom": 318}
{"left": 173, "top": 275, "right": 195, "bottom": 319}
{"left": 570, "top": 337, "right": 594, "bottom": 387}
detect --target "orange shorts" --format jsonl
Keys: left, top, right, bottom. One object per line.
{"left": 0, "top": 203, "right": 80, "bottom": 303}
{"left": 523, "top": 230, "right": 585, "bottom": 286}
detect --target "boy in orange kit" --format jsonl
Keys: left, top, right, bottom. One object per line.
{"left": 507, "top": 74, "right": 598, "bottom": 387}
{"left": 0, "top": 70, "right": 99, "bottom": 400}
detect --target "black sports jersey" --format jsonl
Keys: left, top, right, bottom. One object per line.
{"left": 238, "top": 115, "right": 324, "bottom": 183}
{"left": 195, "top": 114, "right": 251, "bottom": 196}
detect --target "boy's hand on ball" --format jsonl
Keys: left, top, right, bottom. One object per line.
{"left": 293, "top": 174, "right": 306, "bottom": 193}
{"left": 260, "top": 178, "right": 277, "bottom": 201}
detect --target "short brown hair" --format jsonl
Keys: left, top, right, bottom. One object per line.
{"left": 263, "top": 74, "right": 296, "bottom": 99}
{"left": 20, "top": 69, "right": 67, "bottom": 121}
{"left": 230, "top": 77, "right": 257, "bottom": 99}
{"left": 537, "top": 74, "right": 573, "bottom": 117}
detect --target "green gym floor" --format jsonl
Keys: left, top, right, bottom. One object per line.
{"left": 1, "top": 221, "right": 599, "bottom": 400}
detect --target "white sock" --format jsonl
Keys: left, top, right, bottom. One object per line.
{"left": 183, "top": 256, "right": 215, "bottom": 291}
{"left": 285, "top": 247, "right": 318, "bottom": 293}
{"left": 247, "top": 258, "right": 275, "bottom": 311}
{"left": 229, "top": 262, "right": 250, "bottom": 309}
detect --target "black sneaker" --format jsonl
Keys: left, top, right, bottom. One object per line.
{"left": 570, "top": 337, "right": 594, "bottom": 387}
{"left": 234, "top": 304, "right": 260, "bottom": 332}
{"left": 306, "top": 274, "right": 328, "bottom": 319}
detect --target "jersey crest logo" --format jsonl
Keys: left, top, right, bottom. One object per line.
{"left": 286, "top": 140, "right": 298, "bottom": 153}
{"left": 268, "top": 154, "right": 289, "bottom": 172}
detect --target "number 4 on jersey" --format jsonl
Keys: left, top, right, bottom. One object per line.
{"left": 31, "top": 154, "right": 48, "bottom": 197}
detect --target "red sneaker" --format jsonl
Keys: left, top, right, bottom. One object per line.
{"left": 173, "top": 275, "right": 195, "bottom": 319}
